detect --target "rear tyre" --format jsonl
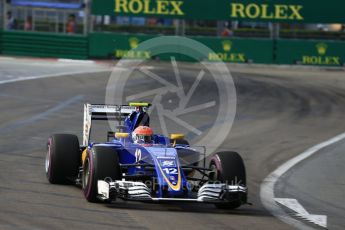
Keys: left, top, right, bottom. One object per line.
{"left": 209, "top": 151, "right": 246, "bottom": 209}
{"left": 45, "top": 134, "right": 80, "bottom": 184}
{"left": 82, "top": 146, "right": 121, "bottom": 202}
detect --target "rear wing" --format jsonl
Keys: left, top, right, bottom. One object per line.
{"left": 83, "top": 103, "right": 150, "bottom": 146}
{"left": 83, "top": 104, "right": 136, "bottom": 146}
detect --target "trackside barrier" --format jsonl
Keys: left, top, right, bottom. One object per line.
{"left": 0, "top": 30, "right": 88, "bottom": 59}
{"left": 88, "top": 32, "right": 273, "bottom": 64}
{"left": 89, "top": 33, "right": 345, "bottom": 66}
{"left": 275, "top": 39, "right": 345, "bottom": 66}
{"left": 0, "top": 31, "right": 344, "bottom": 66}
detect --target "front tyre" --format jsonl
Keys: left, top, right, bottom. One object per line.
{"left": 209, "top": 151, "right": 247, "bottom": 209}
{"left": 45, "top": 134, "right": 80, "bottom": 184}
{"left": 82, "top": 146, "right": 121, "bottom": 202}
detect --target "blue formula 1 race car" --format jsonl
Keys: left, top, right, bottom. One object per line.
{"left": 45, "top": 103, "right": 248, "bottom": 209}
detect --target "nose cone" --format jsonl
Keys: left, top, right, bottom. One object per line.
{"left": 147, "top": 147, "right": 187, "bottom": 197}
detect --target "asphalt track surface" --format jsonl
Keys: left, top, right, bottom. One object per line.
{"left": 0, "top": 59, "right": 345, "bottom": 230}
{"left": 276, "top": 138, "right": 345, "bottom": 229}
{"left": 0, "top": 58, "right": 107, "bottom": 84}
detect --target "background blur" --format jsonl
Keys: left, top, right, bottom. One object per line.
{"left": 0, "top": 0, "right": 344, "bottom": 65}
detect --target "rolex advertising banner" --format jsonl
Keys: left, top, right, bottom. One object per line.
{"left": 89, "top": 33, "right": 155, "bottom": 59}
{"left": 89, "top": 33, "right": 345, "bottom": 66}
{"left": 195, "top": 37, "right": 273, "bottom": 63}
{"left": 92, "top": 0, "right": 345, "bottom": 23}
{"left": 89, "top": 33, "right": 273, "bottom": 63}
{"left": 276, "top": 40, "right": 345, "bottom": 66}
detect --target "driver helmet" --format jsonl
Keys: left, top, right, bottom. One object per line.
{"left": 132, "top": 126, "right": 153, "bottom": 144}
{"left": 135, "top": 106, "right": 147, "bottom": 113}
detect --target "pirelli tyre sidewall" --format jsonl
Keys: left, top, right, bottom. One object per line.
{"left": 46, "top": 134, "right": 80, "bottom": 184}
{"left": 209, "top": 151, "right": 246, "bottom": 209}
{"left": 82, "top": 146, "right": 121, "bottom": 202}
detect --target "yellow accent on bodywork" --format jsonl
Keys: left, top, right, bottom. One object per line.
{"left": 156, "top": 160, "right": 182, "bottom": 191}
{"left": 170, "top": 133, "right": 185, "bottom": 140}
{"left": 170, "top": 133, "right": 185, "bottom": 146}
{"left": 115, "top": 132, "right": 130, "bottom": 138}
{"left": 81, "top": 149, "right": 87, "bottom": 164}
{"left": 129, "top": 102, "right": 150, "bottom": 107}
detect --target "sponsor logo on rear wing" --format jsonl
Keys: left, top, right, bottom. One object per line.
{"left": 88, "top": 104, "right": 136, "bottom": 115}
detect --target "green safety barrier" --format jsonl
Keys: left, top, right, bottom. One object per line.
{"left": 0, "top": 31, "right": 88, "bottom": 59}
{"left": 276, "top": 39, "right": 345, "bottom": 66}
{"left": 89, "top": 33, "right": 198, "bottom": 61}
{"left": 92, "top": 0, "right": 345, "bottom": 23}
{"left": 89, "top": 32, "right": 345, "bottom": 66}
{"left": 89, "top": 32, "right": 155, "bottom": 59}
{"left": 195, "top": 36, "right": 273, "bottom": 64}
{"left": 1, "top": 31, "right": 344, "bottom": 66}
{"left": 89, "top": 32, "right": 273, "bottom": 64}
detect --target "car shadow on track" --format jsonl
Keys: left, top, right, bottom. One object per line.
{"left": 105, "top": 201, "right": 269, "bottom": 217}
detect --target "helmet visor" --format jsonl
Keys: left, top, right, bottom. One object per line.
{"left": 136, "top": 134, "right": 152, "bottom": 143}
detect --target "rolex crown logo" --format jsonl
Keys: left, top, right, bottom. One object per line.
{"left": 222, "top": 40, "right": 232, "bottom": 52}
{"left": 129, "top": 37, "right": 140, "bottom": 49}
{"left": 316, "top": 43, "right": 327, "bottom": 55}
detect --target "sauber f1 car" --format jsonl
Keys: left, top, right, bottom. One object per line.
{"left": 45, "top": 103, "right": 248, "bottom": 209}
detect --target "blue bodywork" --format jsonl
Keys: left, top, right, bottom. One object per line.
{"left": 89, "top": 111, "right": 192, "bottom": 198}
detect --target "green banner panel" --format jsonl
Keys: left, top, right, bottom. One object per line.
{"left": 0, "top": 31, "right": 88, "bottom": 59}
{"left": 89, "top": 32, "right": 273, "bottom": 63}
{"left": 89, "top": 33, "right": 198, "bottom": 60}
{"left": 2, "top": 31, "right": 344, "bottom": 66}
{"left": 89, "top": 32, "right": 155, "bottom": 59}
{"left": 92, "top": 0, "right": 345, "bottom": 23}
{"left": 276, "top": 39, "right": 345, "bottom": 66}
{"left": 195, "top": 37, "right": 273, "bottom": 63}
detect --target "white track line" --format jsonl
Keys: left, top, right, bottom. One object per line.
{"left": 0, "top": 69, "right": 108, "bottom": 85}
{"left": 0, "top": 57, "right": 15, "bottom": 61}
{"left": 260, "top": 131, "right": 345, "bottom": 229}
{"left": 58, "top": 59, "right": 95, "bottom": 64}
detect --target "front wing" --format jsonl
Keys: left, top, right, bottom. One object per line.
{"left": 97, "top": 180, "right": 247, "bottom": 203}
